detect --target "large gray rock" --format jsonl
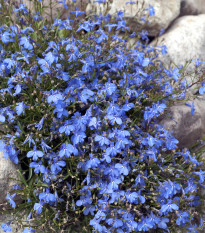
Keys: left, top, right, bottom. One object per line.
{"left": 160, "top": 96, "right": 205, "bottom": 149}
{"left": 0, "top": 152, "right": 21, "bottom": 210}
{"left": 151, "top": 14, "right": 205, "bottom": 93}
{"left": 152, "top": 14, "right": 205, "bottom": 69}
{"left": 180, "top": 0, "right": 205, "bottom": 16}
{"left": 86, "top": 0, "right": 180, "bottom": 37}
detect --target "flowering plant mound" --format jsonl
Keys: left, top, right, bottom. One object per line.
{"left": 0, "top": 0, "right": 205, "bottom": 232}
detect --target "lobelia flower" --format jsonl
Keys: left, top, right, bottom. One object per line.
{"left": 19, "top": 36, "right": 33, "bottom": 50}
{"left": 193, "top": 169, "right": 205, "bottom": 183}
{"left": 26, "top": 146, "right": 44, "bottom": 161}
{"left": 185, "top": 102, "right": 195, "bottom": 115}
{"left": 50, "top": 158, "right": 66, "bottom": 173}
{"left": 199, "top": 82, "right": 205, "bottom": 94}
{"left": 35, "top": 117, "right": 45, "bottom": 130}
{"left": 14, "top": 4, "right": 29, "bottom": 14}
{"left": 6, "top": 193, "right": 16, "bottom": 208}
{"left": 138, "top": 217, "right": 153, "bottom": 232}
{"left": 30, "top": 161, "right": 46, "bottom": 174}
{"left": 23, "top": 133, "right": 36, "bottom": 147}
{"left": 176, "top": 211, "right": 190, "bottom": 226}
{"left": 39, "top": 188, "right": 55, "bottom": 203}
{"left": 71, "top": 8, "right": 86, "bottom": 17}
{"left": 160, "top": 200, "right": 179, "bottom": 214}
{"left": 34, "top": 202, "right": 44, "bottom": 214}
{"left": 1, "top": 222, "right": 12, "bottom": 232}
{"left": 0, "top": 114, "right": 5, "bottom": 122}
{"left": 23, "top": 227, "right": 36, "bottom": 233}
{"left": 16, "top": 101, "right": 29, "bottom": 115}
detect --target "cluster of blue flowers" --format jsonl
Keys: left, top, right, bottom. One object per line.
{"left": 0, "top": 0, "right": 204, "bottom": 232}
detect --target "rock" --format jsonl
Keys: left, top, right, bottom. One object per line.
{"left": 0, "top": 152, "right": 21, "bottom": 210}
{"left": 159, "top": 96, "right": 205, "bottom": 149}
{"left": 180, "top": 0, "right": 205, "bottom": 16}
{"left": 151, "top": 14, "right": 205, "bottom": 93}
{"left": 86, "top": 0, "right": 180, "bottom": 37}
{"left": 152, "top": 14, "right": 205, "bottom": 69}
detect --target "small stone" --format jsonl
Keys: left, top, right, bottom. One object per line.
{"left": 0, "top": 152, "right": 21, "bottom": 210}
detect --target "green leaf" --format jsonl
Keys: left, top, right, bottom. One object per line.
{"left": 58, "top": 29, "right": 66, "bottom": 39}
{"left": 17, "top": 121, "right": 25, "bottom": 134}
{"left": 17, "top": 169, "right": 27, "bottom": 187}
{"left": 32, "top": 32, "right": 38, "bottom": 40}
{"left": 27, "top": 166, "right": 33, "bottom": 182}
{"left": 28, "top": 178, "right": 34, "bottom": 188}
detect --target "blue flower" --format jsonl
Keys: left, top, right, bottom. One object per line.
{"left": 6, "top": 193, "right": 16, "bottom": 208}
{"left": 71, "top": 8, "right": 86, "bottom": 17}
{"left": 79, "top": 89, "right": 94, "bottom": 103}
{"left": 34, "top": 202, "right": 44, "bottom": 214}
{"left": 3, "top": 58, "right": 15, "bottom": 69}
{"left": 27, "top": 146, "right": 44, "bottom": 161}
{"left": 30, "top": 161, "right": 46, "bottom": 174}
{"left": 85, "top": 154, "right": 100, "bottom": 170}
{"left": 23, "top": 134, "right": 36, "bottom": 147}
{"left": 94, "top": 0, "right": 106, "bottom": 3}
{"left": 17, "top": 50, "right": 31, "bottom": 64}
{"left": 47, "top": 90, "right": 64, "bottom": 104}
{"left": 193, "top": 169, "right": 205, "bottom": 183}
{"left": 1, "top": 32, "right": 15, "bottom": 43}
{"left": 115, "top": 163, "right": 129, "bottom": 175}
{"left": 1, "top": 222, "right": 12, "bottom": 232}
{"left": 39, "top": 189, "right": 55, "bottom": 203}
{"left": 172, "top": 67, "right": 180, "bottom": 81}
{"left": 125, "top": 191, "right": 138, "bottom": 204}
{"left": 35, "top": 117, "right": 45, "bottom": 130}
{"left": 90, "top": 218, "right": 103, "bottom": 232}
{"left": 71, "top": 130, "right": 86, "bottom": 145}
{"left": 138, "top": 217, "right": 153, "bottom": 231}
{"left": 199, "top": 82, "right": 205, "bottom": 95}
{"left": 160, "top": 200, "right": 179, "bottom": 214}
{"left": 14, "top": 4, "right": 29, "bottom": 14}
{"left": 16, "top": 101, "right": 28, "bottom": 115}
{"left": 147, "top": 212, "right": 160, "bottom": 227}
{"left": 184, "top": 180, "right": 197, "bottom": 194}
{"left": 23, "top": 227, "right": 36, "bottom": 233}
{"left": 40, "top": 139, "right": 51, "bottom": 153}
{"left": 108, "top": 178, "right": 121, "bottom": 191}
{"left": 104, "top": 23, "right": 117, "bottom": 33}
{"left": 145, "top": 4, "right": 155, "bottom": 16}
{"left": 50, "top": 159, "right": 66, "bottom": 173}
{"left": 176, "top": 211, "right": 189, "bottom": 226}
{"left": 126, "top": 1, "right": 136, "bottom": 5}
{"left": 83, "top": 205, "right": 95, "bottom": 215}
{"left": 142, "top": 57, "right": 150, "bottom": 67}
{"left": 88, "top": 117, "right": 101, "bottom": 129}
{"left": 19, "top": 36, "right": 33, "bottom": 50}
{"left": 106, "top": 218, "right": 123, "bottom": 228}
{"left": 38, "top": 59, "right": 50, "bottom": 73}
{"left": 45, "top": 51, "right": 58, "bottom": 66}
{"left": 185, "top": 102, "right": 195, "bottom": 115}
{"left": 59, "top": 143, "right": 78, "bottom": 158}
{"left": 158, "top": 217, "right": 169, "bottom": 230}
{"left": 13, "top": 84, "right": 22, "bottom": 96}
{"left": 0, "top": 114, "right": 5, "bottom": 122}
{"left": 95, "top": 134, "right": 110, "bottom": 146}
